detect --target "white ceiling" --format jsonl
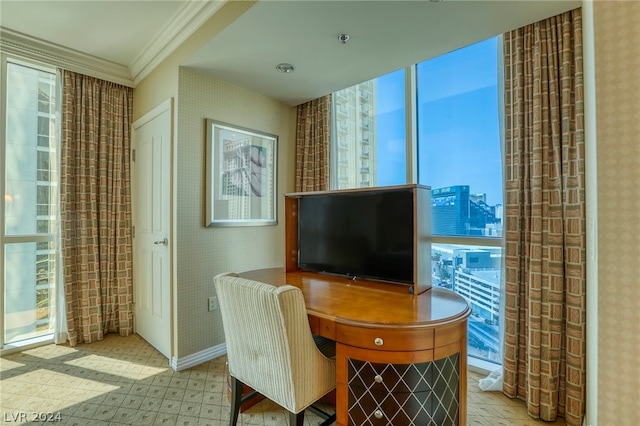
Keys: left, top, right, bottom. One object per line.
{"left": 0, "top": 0, "right": 581, "bottom": 106}
{"left": 0, "top": 0, "right": 190, "bottom": 65}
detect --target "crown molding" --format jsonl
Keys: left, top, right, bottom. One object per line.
{"left": 130, "top": 0, "right": 228, "bottom": 85}
{"left": 0, "top": 27, "right": 135, "bottom": 87}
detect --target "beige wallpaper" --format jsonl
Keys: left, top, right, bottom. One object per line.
{"left": 594, "top": 1, "right": 640, "bottom": 424}
{"left": 175, "top": 68, "right": 296, "bottom": 357}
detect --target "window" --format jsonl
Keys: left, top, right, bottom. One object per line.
{"left": 417, "top": 37, "right": 503, "bottom": 238}
{"left": 331, "top": 69, "right": 406, "bottom": 189}
{"left": 2, "top": 60, "right": 58, "bottom": 345}
{"left": 417, "top": 38, "right": 503, "bottom": 365}
{"left": 331, "top": 37, "right": 503, "bottom": 367}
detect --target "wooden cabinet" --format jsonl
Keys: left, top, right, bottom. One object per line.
{"left": 335, "top": 319, "right": 468, "bottom": 426}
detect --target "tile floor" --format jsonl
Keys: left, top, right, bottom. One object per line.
{"left": 0, "top": 334, "right": 565, "bottom": 425}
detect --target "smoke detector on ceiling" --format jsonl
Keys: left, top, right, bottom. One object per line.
{"left": 276, "top": 63, "right": 295, "bottom": 73}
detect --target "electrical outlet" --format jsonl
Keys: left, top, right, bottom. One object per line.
{"left": 208, "top": 296, "right": 217, "bottom": 312}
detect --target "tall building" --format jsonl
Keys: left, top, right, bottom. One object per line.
{"left": 432, "top": 185, "right": 501, "bottom": 236}
{"left": 333, "top": 80, "right": 377, "bottom": 189}
{"left": 431, "top": 185, "right": 471, "bottom": 235}
{"left": 432, "top": 245, "right": 502, "bottom": 361}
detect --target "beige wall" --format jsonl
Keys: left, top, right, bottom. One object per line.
{"left": 593, "top": 1, "right": 640, "bottom": 424}
{"left": 175, "top": 68, "right": 295, "bottom": 357}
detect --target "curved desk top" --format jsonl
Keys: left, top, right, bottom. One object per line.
{"left": 239, "top": 268, "right": 471, "bottom": 331}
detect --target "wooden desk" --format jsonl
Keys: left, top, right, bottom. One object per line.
{"left": 239, "top": 268, "right": 472, "bottom": 426}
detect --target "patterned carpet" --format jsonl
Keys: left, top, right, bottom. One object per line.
{"left": 0, "top": 333, "right": 565, "bottom": 425}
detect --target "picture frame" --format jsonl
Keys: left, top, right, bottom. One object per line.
{"left": 205, "top": 119, "right": 277, "bottom": 227}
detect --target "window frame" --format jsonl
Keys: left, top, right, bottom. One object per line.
{"left": 1, "top": 53, "right": 59, "bottom": 348}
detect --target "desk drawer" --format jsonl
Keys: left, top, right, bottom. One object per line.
{"left": 308, "top": 314, "right": 336, "bottom": 340}
{"left": 336, "top": 323, "right": 434, "bottom": 351}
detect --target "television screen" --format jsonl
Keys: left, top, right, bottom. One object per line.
{"left": 297, "top": 188, "right": 414, "bottom": 284}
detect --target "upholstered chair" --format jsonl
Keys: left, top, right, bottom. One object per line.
{"left": 214, "top": 272, "right": 336, "bottom": 426}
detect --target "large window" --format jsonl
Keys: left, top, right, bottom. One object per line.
{"left": 331, "top": 37, "right": 503, "bottom": 366}
{"left": 2, "top": 60, "right": 58, "bottom": 345}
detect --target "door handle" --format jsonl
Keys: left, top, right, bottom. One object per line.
{"left": 154, "top": 238, "right": 168, "bottom": 246}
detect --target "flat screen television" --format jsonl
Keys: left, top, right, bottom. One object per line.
{"left": 297, "top": 187, "right": 414, "bottom": 284}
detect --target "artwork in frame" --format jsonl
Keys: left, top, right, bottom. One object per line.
{"left": 205, "top": 119, "right": 277, "bottom": 227}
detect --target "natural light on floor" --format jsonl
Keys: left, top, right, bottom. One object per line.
{"left": 64, "top": 355, "right": 167, "bottom": 381}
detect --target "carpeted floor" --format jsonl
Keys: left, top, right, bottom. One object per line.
{"left": 0, "top": 333, "right": 565, "bottom": 425}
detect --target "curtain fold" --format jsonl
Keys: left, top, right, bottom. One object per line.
{"left": 59, "top": 70, "right": 134, "bottom": 346}
{"left": 53, "top": 69, "right": 68, "bottom": 344}
{"left": 502, "top": 8, "right": 586, "bottom": 426}
{"left": 295, "top": 95, "right": 332, "bottom": 192}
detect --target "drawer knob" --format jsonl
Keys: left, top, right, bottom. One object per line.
{"left": 374, "top": 374, "right": 383, "bottom": 383}
{"left": 374, "top": 410, "right": 384, "bottom": 419}
{"left": 374, "top": 337, "right": 384, "bottom": 346}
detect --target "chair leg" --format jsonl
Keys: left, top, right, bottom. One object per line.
{"left": 229, "top": 376, "right": 243, "bottom": 426}
{"left": 289, "top": 410, "right": 305, "bottom": 426}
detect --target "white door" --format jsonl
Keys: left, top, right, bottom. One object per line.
{"left": 131, "top": 99, "right": 172, "bottom": 359}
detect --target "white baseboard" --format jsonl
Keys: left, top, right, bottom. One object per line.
{"left": 170, "top": 343, "right": 227, "bottom": 371}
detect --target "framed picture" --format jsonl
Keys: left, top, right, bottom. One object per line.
{"left": 205, "top": 119, "right": 277, "bottom": 227}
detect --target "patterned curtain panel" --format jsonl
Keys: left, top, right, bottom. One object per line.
{"left": 502, "top": 8, "right": 586, "bottom": 425}
{"left": 60, "top": 70, "right": 134, "bottom": 346}
{"left": 295, "top": 95, "right": 332, "bottom": 192}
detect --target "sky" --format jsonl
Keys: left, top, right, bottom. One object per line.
{"left": 375, "top": 37, "right": 503, "bottom": 207}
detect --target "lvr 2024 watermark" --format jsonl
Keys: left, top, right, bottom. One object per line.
{"left": 3, "top": 411, "right": 62, "bottom": 422}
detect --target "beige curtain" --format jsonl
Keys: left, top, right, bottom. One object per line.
{"left": 502, "top": 9, "right": 586, "bottom": 426}
{"left": 60, "top": 70, "right": 134, "bottom": 346}
{"left": 295, "top": 95, "right": 332, "bottom": 192}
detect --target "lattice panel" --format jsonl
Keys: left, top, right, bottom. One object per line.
{"left": 347, "top": 353, "right": 459, "bottom": 425}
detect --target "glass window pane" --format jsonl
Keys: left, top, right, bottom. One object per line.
{"left": 5, "top": 63, "right": 57, "bottom": 237}
{"left": 37, "top": 150, "right": 50, "bottom": 171}
{"left": 37, "top": 115, "right": 50, "bottom": 137}
{"left": 432, "top": 243, "right": 502, "bottom": 364}
{"left": 37, "top": 204, "right": 50, "bottom": 216}
{"left": 36, "top": 185, "right": 50, "bottom": 204}
{"left": 38, "top": 80, "right": 54, "bottom": 114}
{"left": 4, "top": 61, "right": 57, "bottom": 345}
{"left": 37, "top": 220, "right": 50, "bottom": 234}
{"left": 4, "top": 242, "right": 56, "bottom": 343}
{"left": 37, "top": 170, "right": 50, "bottom": 181}
{"left": 332, "top": 69, "right": 406, "bottom": 189}
{"left": 417, "top": 37, "right": 503, "bottom": 238}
